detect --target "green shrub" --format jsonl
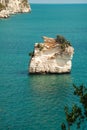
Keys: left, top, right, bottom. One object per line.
{"left": 29, "top": 51, "right": 34, "bottom": 57}
{"left": 55, "top": 35, "right": 72, "bottom": 51}
{"left": 22, "top": 0, "right": 28, "bottom": 7}
{"left": 61, "top": 84, "right": 87, "bottom": 130}
{"left": 37, "top": 43, "right": 43, "bottom": 51}
{"left": 56, "top": 35, "right": 66, "bottom": 44}
{"left": 0, "top": 3, "right": 5, "bottom": 11}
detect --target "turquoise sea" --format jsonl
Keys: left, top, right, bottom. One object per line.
{"left": 0, "top": 4, "right": 87, "bottom": 130}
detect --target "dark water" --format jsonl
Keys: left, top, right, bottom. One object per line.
{"left": 0, "top": 4, "right": 87, "bottom": 130}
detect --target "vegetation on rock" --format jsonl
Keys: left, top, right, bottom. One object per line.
{"left": 0, "top": 3, "right": 5, "bottom": 11}
{"left": 22, "top": 0, "right": 29, "bottom": 7}
{"left": 29, "top": 51, "right": 34, "bottom": 57}
{"left": 36, "top": 43, "right": 43, "bottom": 51}
{"left": 56, "top": 35, "right": 71, "bottom": 51}
{"left": 56, "top": 35, "right": 66, "bottom": 44}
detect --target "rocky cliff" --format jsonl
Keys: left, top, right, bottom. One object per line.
{"left": 29, "top": 35, "right": 74, "bottom": 74}
{"left": 0, "top": 0, "right": 31, "bottom": 18}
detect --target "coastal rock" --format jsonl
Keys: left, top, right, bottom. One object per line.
{"left": 29, "top": 35, "right": 74, "bottom": 74}
{"left": 0, "top": 0, "right": 31, "bottom": 18}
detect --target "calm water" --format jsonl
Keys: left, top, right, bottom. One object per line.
{"left": 0, "top": 4, "right": 87, "bottom": 130}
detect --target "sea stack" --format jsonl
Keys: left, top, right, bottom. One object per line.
{"left": 0, "top": 0, "right": 31, "bottom": 18}
{"left": 29, "top": 35, "right": 74, "bottom": 74}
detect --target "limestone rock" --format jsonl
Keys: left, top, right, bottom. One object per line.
{"left": 29, "top": 35, "right": 74, "bottom": 74}
{"left": 0, "top": 0, "right": 31, "bottom": 18}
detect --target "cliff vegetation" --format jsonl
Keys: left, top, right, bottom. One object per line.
{"left": 0, "top": 3, "right": 5, "bottom": 11}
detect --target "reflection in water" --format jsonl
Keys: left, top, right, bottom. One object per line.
{"left": 28, "top": 74, "right": 74, "bottom": 130}
{"left": 29, "top": 74, "right": 73, "bottom": 93}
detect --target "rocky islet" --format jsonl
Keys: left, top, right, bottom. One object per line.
{"left": 29, "top": 35, "right": 74, "bottom": 74}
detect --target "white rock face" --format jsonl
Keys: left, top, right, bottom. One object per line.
{"left": 0, "top": 0, "right": 31, "bottom": 18}
{"left": 29, "top": 36, "right": 74, "bottom": 74}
